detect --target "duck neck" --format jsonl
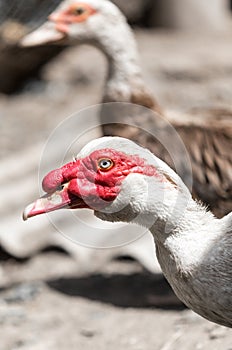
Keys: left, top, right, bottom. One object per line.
{"left": 96, "top": 21, "right": 155, "bottom": 109}
{"left": 148, "top": 195, "right": 219, "bottom": 274}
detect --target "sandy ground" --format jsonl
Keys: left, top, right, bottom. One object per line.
{"left": 0, "top": 29, "right": 232, "bottom": 349}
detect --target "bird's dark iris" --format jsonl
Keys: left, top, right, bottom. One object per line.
{"left": 74, "top": 7, "right": 85, "bottom": 15}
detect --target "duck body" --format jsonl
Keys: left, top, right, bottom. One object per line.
{"left": 155, "top": 210, "right": 232, "bottom": 327}
{"left": 23, "top": 136, "right": 232, "bottom": 327}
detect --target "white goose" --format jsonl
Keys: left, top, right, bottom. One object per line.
{"left": 23, "top": 136, "right": 232, "bottom": 327}
{"left": 21, "top": 0, "right": 232, "bottom": 218}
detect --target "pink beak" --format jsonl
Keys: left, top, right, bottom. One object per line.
{"left": 20, "top": 19, "right": 67, "bottom": 47}
{"left": 23, "top": 186, "right": 87, "bottom": 221}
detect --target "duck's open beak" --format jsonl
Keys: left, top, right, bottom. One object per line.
{"left": 20, "top": 20, "right": 67, "bottom": 47}
{"left": 23, "top": 185, "right": 87, "bottom": 221}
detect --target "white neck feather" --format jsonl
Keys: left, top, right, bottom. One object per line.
{"left": 94, "top": 14, "right": 145, "bottom": 101}
{"left": 122, "top": 172, "right": 220, "bottom": 274}
{"left": 97, "top": 165, "right": 220, "bottom": 274}
{"left": 149, "top": 198, "right": 219, "bottom": 272}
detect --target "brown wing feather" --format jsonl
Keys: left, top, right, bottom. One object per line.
{"left": 178, "top": 122, "right": 232, "bottom": 218}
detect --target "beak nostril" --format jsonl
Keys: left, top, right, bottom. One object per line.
{"left": 56, "top": 185, "right": 64, "bottom": 191}
{"left": 57, "top": 183, "right": 69, "bottom": 192}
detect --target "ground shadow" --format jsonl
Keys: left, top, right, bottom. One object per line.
{"left": 0, "top": 245, "right": 29, "bottom": 263}
{"left": 0, "top": 245, "right": 69, "bottom": 263}
{"left": 47, "top": 272, "right": 185, "bottom": 310}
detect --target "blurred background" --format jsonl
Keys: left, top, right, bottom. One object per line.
{"left": 0, "top": 1, "right": 232, "bottom": 349}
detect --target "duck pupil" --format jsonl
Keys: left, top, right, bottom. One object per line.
{"left": 75, "top": 7, "right": 85, "bottom": 15}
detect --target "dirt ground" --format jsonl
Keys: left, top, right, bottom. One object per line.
{"left": 0, "top": 29, "right": 232, "bottom": 349}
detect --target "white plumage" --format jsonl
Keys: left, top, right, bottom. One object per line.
{"left": 65, "top": 136, "right": 232, "bottom": 327}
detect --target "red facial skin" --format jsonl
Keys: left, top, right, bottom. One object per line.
{"left": 23, "top": 149, "right": 168, "bottom": 220}
{"left": 49, "top": 3, "right": 97, "bottom": 34}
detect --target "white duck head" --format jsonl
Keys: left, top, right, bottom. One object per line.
{"left": 21, "top": 0, "right": 146, "bottom": 102}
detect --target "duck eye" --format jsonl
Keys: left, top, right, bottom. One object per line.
{"left": 73, "top": 7, "right": 86, "bottom": 15}
{"left": 98, "top": 158, "right": 114, "bottom": 171}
